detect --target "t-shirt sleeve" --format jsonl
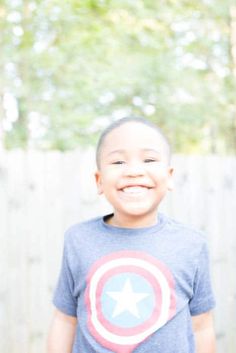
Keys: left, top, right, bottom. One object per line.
{"left": 53, "top": 236, "right": 77, "bottom": 317}
{"left": 189, "top": 241, "right": 216, "bottom": 316}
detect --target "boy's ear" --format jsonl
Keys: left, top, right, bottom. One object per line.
{"left": 167, "top": 167, "right": 174, "bottom": 191}
{"left": 95, "top": 171, "right": 103, "bottom": 195}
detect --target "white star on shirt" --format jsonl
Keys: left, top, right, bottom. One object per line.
{"left": 106, "top": 278, "right": 149, "bottom": 318}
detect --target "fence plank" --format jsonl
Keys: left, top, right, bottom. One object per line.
{"left": 6, "top": 151, "right": 29, "bottom": 353}
{"left": 0, "top": 150, "right": 10, "bottom": 353}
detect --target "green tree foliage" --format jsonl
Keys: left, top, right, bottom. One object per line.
{"left": 0, "top": 0, "right": 236, "bottom": 153}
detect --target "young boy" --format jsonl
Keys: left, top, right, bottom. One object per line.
{"left": 47, "top": 117, "right": 216, "bottom": 353}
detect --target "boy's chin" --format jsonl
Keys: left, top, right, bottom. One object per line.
{"left": 113, "top": 209, "right": 159, "bottom": 226}
{"left": 121, "top": 204, "right": 159, "bottom": 216}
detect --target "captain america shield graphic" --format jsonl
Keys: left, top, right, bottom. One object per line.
{"left": 85, "top": 251, "right": 176, "bottom": 353}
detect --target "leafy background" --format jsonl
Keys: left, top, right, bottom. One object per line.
{"left": 1, "top": 0, "right": 236, "bottom": 154}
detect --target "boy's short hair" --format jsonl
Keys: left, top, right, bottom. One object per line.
{"left": 96, "top": 116, "right": 171, "bottom": 168}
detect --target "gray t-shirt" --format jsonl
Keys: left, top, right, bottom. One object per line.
{"left": 53, "top": 213, "right": 215, "bottom": 353}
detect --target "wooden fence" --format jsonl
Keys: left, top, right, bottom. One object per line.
{"left": 0, "top": 149, "right": 235, "bottom": 353}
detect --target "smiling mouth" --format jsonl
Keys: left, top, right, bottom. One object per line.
{"left": 121, "top": 186, "right": 152, "bottom": 194}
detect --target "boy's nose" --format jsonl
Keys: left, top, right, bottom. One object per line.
{"left": 123, "top": 162, "right": 145, "bottom": 177}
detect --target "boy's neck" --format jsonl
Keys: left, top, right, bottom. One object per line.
{"left": 105, "top": 212, "right": 159, "bottom": 229}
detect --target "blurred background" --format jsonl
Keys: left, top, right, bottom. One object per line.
{"left": 0, "top": 0, "right": 236, "bottom": 352}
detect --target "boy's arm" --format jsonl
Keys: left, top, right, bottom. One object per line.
{"left": 192, "top": 311, "right": 216, "bottom": 353}
{"left": 47, "top": 308, "right": 77, "bottom": 353}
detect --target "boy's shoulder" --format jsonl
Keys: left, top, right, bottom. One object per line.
{"left": 64, "top": 216, "right": 103, "bottom": 241}
{"left": 162, "top": 213, "right": 208, "bottom": 246}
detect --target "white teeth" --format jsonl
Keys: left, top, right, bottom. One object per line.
{"left": 122, "top": 186, "right": 148, "bottom": 194}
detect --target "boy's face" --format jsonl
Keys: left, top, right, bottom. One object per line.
{"left": 95, "top": 122, "right": 173, "bottom": 227}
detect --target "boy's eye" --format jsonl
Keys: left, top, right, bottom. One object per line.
{"left": 112, "top": 160, "right": 125, "bottom": 165}
{"left": 144, "top": 158, "right": 157, "bottom": 163}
